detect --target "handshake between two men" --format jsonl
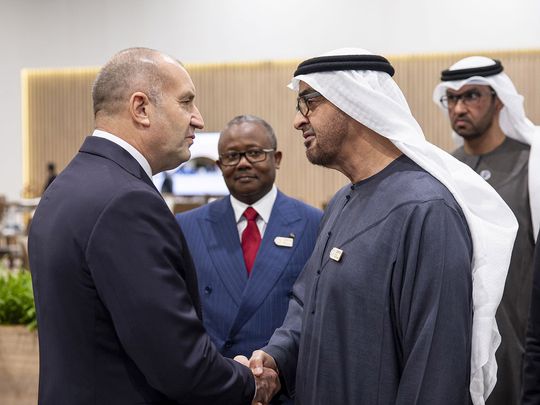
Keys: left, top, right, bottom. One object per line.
{"left": 235, "top": 351, "right": 281, "bottom": 405}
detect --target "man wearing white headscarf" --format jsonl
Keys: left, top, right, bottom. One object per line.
{"left": 433, "top": 56, "right": 539, "bottom": 405}
{"left": 245, "top": 49, "right": 517, "bottom": 405}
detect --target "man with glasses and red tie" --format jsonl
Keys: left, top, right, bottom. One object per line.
{"left": 433, "top": 56, "right": 539, "bottom": 405}
{"left": 176, "top": 115, "right": 322, "bottom": 404}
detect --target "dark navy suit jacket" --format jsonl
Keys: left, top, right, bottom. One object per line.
{"left": 176, "top": 192, "right": 321, "bottom": 359}
{"left": 28, "top": 136, "right": 254, "bottom": 405}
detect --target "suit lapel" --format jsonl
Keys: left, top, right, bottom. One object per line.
{"left": 80, "top": 136, "right": 160, "bottom": 193}
{"left": 80, "top": 136, "right": 204, "bottom": 313}
{"left": 202, "top": 198, "right": 247, "bottom": 306}
{"left": 229, "top": 192, "right": 304, "bottom": 337}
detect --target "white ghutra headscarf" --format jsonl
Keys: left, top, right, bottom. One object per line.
{"left": 290, "top": 48, "right": 518, "bottom": 405}
{"left": 433, "top": 56, "right": 540, "bottom": 242}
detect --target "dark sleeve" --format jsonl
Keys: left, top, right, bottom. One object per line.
{"left": 523, "top": 233, "right": 540, "bottom": 404}
{"left": 86, "top": 189, "right": 254, "bottom": 404}
{"left": 264, "top": 238, "right": 317, "bottom": 398}
{"left": 392, "top": 200, "right": 473, "bottom": 405}
{"left": 264, "top": 291, "right": 303, "bottom": 398}
{"left": 263, "top": 198, "right": 330, "bottom": 397}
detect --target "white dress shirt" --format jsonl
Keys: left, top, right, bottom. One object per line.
{"left": 230, "top": 185, "right": 277, "bottom": 240}
{"left": 92, "top": 129, "right": 153, "bottom": 180}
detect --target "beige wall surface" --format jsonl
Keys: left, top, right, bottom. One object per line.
{"left": 4, "top": 0, "right": 540, "bottom": 201}
{"left": 22, "top": 50, "right": 540, "bottom": 208}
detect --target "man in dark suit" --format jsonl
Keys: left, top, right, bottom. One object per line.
{"left": 28, "top": 48, "right": 278, "bottom": 405}
{"left": 176, "top": 115, "right": 322, "bottom": 404}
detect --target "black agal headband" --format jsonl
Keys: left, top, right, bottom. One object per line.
{"left": 440, "top": 59, "right": 504, "bottom": 81}
{"left": 293, "top": 55, "right": 395, "bottom": 77}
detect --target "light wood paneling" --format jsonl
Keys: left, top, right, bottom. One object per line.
{"left": 22, "top": 68, "right": 97, "bottom": 197}
{"left": 22, "top": 50, "right": 540, "bottom": 207}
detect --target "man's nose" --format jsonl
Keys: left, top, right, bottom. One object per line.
{"left": 452, "top": 98, "right": 468, "bottom": 114}
{"left": 191, "top": 105, "right": 205, "bottom": 129}
{"left": 293, "top": 111, "right": 308, "bottom": 130}
{"left": 236, "top": 154, "right": 253, "bottom": 169}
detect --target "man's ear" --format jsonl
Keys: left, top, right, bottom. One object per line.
{"left": 494, "top": 96, "right": 504, "bottom": 113}
{"left": 274, "top": 151, "right": 282, "bottom": 169}
{"left": 216, "top": 159, "right": 224, "bottom": 173}
{"left": 130, "top": 92, "right": 151, "bottom": 127}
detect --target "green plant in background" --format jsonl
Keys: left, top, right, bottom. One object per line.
{"left": 0, "top": 268, "right": 36, "bottom": 330}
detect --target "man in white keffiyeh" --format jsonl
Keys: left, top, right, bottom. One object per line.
{"left": 246, "top": 48, "right": 517, "bottom": 405}
{"left": 434, "top": 56, "right": 539, "bottom": 405}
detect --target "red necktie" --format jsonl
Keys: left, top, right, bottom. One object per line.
{"left": 241, "top": 207, "right": 261, "bottom": 275}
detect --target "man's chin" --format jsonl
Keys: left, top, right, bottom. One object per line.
{"left": 306, "top": 151, "right": 328, "bottom": 167}
{"left": 177, "top": 150, "right": 191, "bottom": 165}
{"left": 454, "top": 131, "right": 481, "bottom": 140}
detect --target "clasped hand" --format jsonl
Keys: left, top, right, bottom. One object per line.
{"left": 235, "top": 350, "right": 280, "bottom": 405}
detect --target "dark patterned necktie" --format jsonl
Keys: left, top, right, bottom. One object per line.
{"left": 241, "top": 207, "right": 261, "bottom": 275}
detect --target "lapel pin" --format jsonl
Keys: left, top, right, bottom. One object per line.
{"left": 274, "top": 236, "right": 294, "bottom": 248}
{"left": 329, "top": 247, "right": 344, "bottom": 262}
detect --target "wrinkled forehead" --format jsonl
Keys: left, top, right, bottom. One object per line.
{"left": 219, "top": 122, "right": 273, "bottom": 149}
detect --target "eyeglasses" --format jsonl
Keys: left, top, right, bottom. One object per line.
{"left": 440, "top": 89, "right": 496, "bottom": 109}
{"left": 296, "top": 91, "right": 324, "bottom": 117}
{"left": 219, "top": 149, "right": 275, "bottom": 166}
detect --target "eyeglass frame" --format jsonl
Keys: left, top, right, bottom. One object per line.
{"left": 218, "top": 148, "right": 276, "bottom": 166}
{"left": 439, "top": 88, "right": 497, "bottom": 109}
{"left": 296, "top": 91, "right": 324, "bottom": 117}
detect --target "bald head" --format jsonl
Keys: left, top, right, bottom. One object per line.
{"left": 92, "top": 47, "right": 179, "bottom": 117}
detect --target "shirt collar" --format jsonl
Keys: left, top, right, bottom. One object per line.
{"left": 230, "top": 185, "right": 277, "bottom": 224}
{"left": 92, "top": 129, "right": 153, "bottom": 180}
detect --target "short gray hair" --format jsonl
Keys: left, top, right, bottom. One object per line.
{"left": 220, "top": 115, "right": 277, "bottom": 149}
{"left": 92, "top": 47, "right": 173, "bottom": 116}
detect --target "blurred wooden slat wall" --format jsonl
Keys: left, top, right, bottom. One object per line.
{"left": 22, "top": 68, "right": 97, "bottom": 197}
{"left": 22, "top": 50, "right": 540, "bottom": 208}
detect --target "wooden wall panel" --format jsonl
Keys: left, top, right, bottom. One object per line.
{"left": 187, "top": 61, "right": 343, "bottom": 208}
{"left": 22, "top": 68, "right": 97, "bottom": 197}
{"left": 22, "top": 50, "right": 540, "bottom": 208}
{"left": 391, "top": 50, "right": 540, "bottom": 155}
